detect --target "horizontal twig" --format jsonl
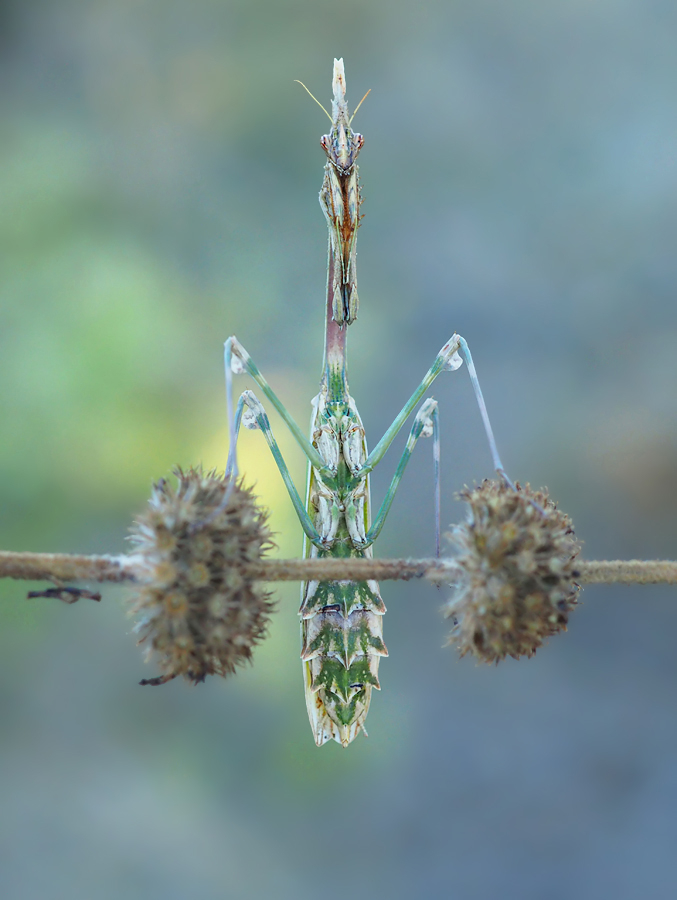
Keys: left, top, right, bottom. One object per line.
{"left": 1, "top": 550, "right": 677, "bottom": 588}
{"left": 242, "top": 558, "right": 677, "bottom": 584}
{"left": 573, "top": 559, "right": 677, "bottom": 585}
{"left": 0, "top": 551, "right": 136, "bottom": 584}
{"left": 245, "top": 557, "right": 460, "bottom": 583}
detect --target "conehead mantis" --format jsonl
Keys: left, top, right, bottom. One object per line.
{"left": 224, "top": 59, "right": 512, "bottom": 746}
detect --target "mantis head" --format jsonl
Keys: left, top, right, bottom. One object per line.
{"left": 320, "top": 58, "right": 365, "bottom": 174}
{"left": 296, "top": 58, "right": 369, "bottom": 176}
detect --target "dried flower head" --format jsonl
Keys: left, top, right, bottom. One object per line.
{"left": 129, "top": 467, "right": 274, "bottom": 685}
{"left": 444, "top": 480, "right": 581, "bottom": 663}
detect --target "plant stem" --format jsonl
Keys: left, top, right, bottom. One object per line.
{"left": 0, "top": 551, "right": 135, "bottom": 583}
{"left": 574, "top": 559, "right": 677, "bottom": 585}
{"left": 1, "top": 550, "right": 676, "bottom": 587}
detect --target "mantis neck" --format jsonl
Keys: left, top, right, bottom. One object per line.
{"left": 322, "top": 249, "right": 349, "bottom": 401}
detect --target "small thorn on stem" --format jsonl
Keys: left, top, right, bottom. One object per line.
{"left": 27, "top": 586, "right": 101, "bottom": 603}
{"left": 139, "top": 673, "right": 179, "bottom": 687}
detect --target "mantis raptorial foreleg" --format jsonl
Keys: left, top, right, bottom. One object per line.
{"left": 319, "top": 163, "right": 360, "bottom": 325}
{"left": 320, "top": 164, "right": 347, "bottom": 323}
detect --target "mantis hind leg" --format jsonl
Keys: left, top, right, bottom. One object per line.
{"left": 357, "top": 398, "right": 440, "bottom": 549}
{"left": 235, "top": 389, "right": 325, "bottom": 549}
{"left": 432, "top": 404, "right": 441, "bottom": 558}
{"left": 225, "top": 336, "right": 326, "bottom": 473}
{"left": 455, "top": 336, "right": 513, "bottom": 489}
{"left": 355, "top": 331, "right": 519, "bottom": 552}
{"left": 362, "top": 333, "right": 509, "bottom": 482}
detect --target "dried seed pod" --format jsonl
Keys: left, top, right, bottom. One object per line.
{"left": 444, "top": 480, "right": 582, "bottom": 663}
{"left": 128, "top": 467, "right": 274, "bottom": 685}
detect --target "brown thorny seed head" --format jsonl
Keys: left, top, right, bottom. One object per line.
{"left": 444, "top": 480, "right": 582, "bottom": 663}
{"left": 128, "top": 467, "right": 275, "bottom": 685}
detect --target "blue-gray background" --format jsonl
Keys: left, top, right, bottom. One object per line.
{"left": 1, "top": 1, "right": 677, "bottom": 898}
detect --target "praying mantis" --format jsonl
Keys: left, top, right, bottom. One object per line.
{"left": 224, "top": 59, "right": 510, "bottom": 747}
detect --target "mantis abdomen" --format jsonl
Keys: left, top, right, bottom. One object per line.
{"left": 300, "top": 393, "right": 388, "bottom": 747}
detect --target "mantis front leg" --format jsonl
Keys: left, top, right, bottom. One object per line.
{"left": 320, "top": 163, "right": 360, "bottom": 325}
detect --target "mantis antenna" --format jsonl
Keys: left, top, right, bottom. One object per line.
{"left": 294, "top": 80, "right": 332, "bottom": 121}
{"left": 349, "top": 89, "right": 371, "bottom": 123}
{"left": 295, "top": 78, "right": 371, "bottom": 125}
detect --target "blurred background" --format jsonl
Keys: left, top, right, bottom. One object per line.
{"left": 1, "top": 0, "right": 677, "bottom": 897}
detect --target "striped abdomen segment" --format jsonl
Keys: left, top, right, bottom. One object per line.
{"left": 300, "top": 574, "right": 387, "bottom": 747}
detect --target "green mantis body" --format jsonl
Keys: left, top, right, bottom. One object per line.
{"left": 225, "top": 59, "right": 508, "bottom": 746}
